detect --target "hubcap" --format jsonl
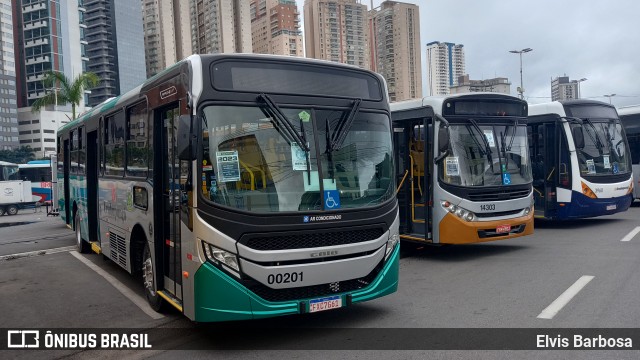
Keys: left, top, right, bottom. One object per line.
{"left": 143, "top": 255, "right": 155, "bottom": 296}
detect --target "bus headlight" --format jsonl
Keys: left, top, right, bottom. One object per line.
{"left": 385, "top": 232, "right": 399, "bottom": 261}
{"left": 524, "top": 207, "right": 531, "bottom": 215}
{"left": 441, "top": 201, "right": 476, "bottom": 222}
{"left": 202, "top": 241, "right": 239, "bottom": 272}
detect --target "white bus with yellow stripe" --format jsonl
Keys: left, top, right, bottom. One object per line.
{"left": 391, "top": 93, "right": 534, "bottom": 244}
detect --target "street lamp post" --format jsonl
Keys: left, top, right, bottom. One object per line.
{"left": 575, "top": 78, "right": 587, "bottom": 99}
{"left": 603, "top": 93, "right": 616, "bottom": 104}
{"left": 509, "top": 48, "right": 533, "bottom": 99}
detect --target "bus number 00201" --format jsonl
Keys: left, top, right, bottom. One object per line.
{"left": 480, "top": 204, "right": 496, "bottom": 211}
{"left": 267, "top": 272, "right": 304, "bottom": 284}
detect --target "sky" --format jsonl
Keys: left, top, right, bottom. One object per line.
{"left": 294, "top": 0, "right": 640, "bottom": 107}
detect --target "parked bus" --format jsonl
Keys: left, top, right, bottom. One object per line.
{"left": 19, "top": 160, "right": 54, "bottom": 203}
{"left": 0, "top": 161, "right": 37, "bottom": 215}
{"left": 528, "top": 100, "right": 633, "bottom": 219}
{"left": 57, "top": 54, "right": 399, "bottom": 322}
{"left": 617, "top": 105, "right": 640, "bottom": 200}
{"left": 391, "top": 94, "right": 534, "bottom": 244}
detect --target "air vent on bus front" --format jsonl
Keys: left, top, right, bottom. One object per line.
{"left": 467, "top": 188, "right": 530, "bottom": 202}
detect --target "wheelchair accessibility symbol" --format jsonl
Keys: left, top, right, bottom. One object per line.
{"left": 502, "top": 173, "right": 511, "bottom": 185}
{"left": 325, "top": 190, "right": 341, "bottom": 210}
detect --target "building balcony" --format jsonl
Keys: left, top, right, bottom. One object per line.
{"left": 21, "top": 2, "right": 47, "bottom": 13}
{"left": 25, "top": 55, "right": 50, "bottom": 66}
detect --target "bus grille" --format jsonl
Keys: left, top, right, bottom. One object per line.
{"left": 468, "top": 188, "right": 530, "bottom": 202}
{"left": 474, "top": 209, "right": 523, "bottom": 218}
{"left": 242, "top": 227, "right": 385, "bottom": 251}
{"left": 245, "top": 262, "right": 383, "bottom": 303}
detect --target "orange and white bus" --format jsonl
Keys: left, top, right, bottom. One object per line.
{"left": 391, "top": 93, "right": 534, "bottom": 244}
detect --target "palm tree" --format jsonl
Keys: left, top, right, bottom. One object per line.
{"left": 31, "top": 71, "right": 100, "bottom": 119}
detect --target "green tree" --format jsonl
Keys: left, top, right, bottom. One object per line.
{"left": 0, "top": 146, "right": 35, "bottom": 164}
{"left": 31, "top": 71, "right": 100, "bottom": 119}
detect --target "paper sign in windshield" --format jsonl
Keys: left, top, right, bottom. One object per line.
{"left": 291, "top": 143, "right": 308, "bottom": 171}
{"left": 216, "top": 150, "right": 241, "bottom": 182}
{"left": 586, "top": 159, "right": 596, "bottom": 174}
{"left": 483, "top": 130, "right": 495, "bottom": 147}
{"left": 603, "top": 155, "right": 611, "bottom": 169}
{"left": 446, "top": 157, "right": 460, "bottom": 176}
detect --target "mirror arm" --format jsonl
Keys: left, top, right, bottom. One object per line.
{"left": 434, "top": 149, "right": 450, "bottom": 164}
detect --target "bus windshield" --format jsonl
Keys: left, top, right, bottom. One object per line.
{"left": 0, "top": 164, "right": 19, "bottom": 181}
{"left": 576, "top": 119, "right": 631, "bottom": 176}
{"left": 200, "top": 105, "right": 394, "bottom": 213}
{"left": 441, "top": 123, "right": 531, "bottom": 187}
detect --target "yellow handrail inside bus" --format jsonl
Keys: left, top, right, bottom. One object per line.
{"left": 238, "top": 161, "right": 267, "bottom": 191}
{"left": 396, "top": 170, "right": 409, "bottom": 195}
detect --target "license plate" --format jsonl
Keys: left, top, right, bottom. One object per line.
{"left": 606, "top": 204, "right": 617, "bottom": 210}
{"left": 496, "top": 225, "right": 511, "bottom": 234}
{"left": 309, "top": 295, "right": 342, "bottom": 313}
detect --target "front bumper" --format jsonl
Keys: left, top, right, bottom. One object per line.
{"left": 192, "top": 245, "right": 400, "bottom": 322}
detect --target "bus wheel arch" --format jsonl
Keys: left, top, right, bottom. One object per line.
{"left": 75, "top": 210, "right": 89, "bottom": 253}
{"left": 142, "top": 241, "right": 165, "bottom": 312}
{"left": 131, "top": 225, "right": 164, "bottom": 312}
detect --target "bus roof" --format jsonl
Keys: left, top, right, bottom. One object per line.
{"left": 59, "top": 53, "right": 386, "bottom": 135}
{"left": 0, "top": 161, "right": 17, "bottom": 166}
{"left": 19, "top": 163, "right": 50, "bottom": 169}
{"left": 26, "top": 160, "right": 51, "bottom": 165}
{"left": 617, "top": 104, "right": 640, "bottom": 116}
{"left": 391, "top": 93, "right": 524, "bottom": 114}
{"left": 529, "top": 99, "right": 614, "bottom": 117}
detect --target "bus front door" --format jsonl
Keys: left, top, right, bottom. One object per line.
{"left": 531, "top": 122, "right": 558, "bottom": 218}
{"left": 158, "top": 104, "right": 183, "bottom": 300}
{"left": 63, "top": 139, "right": 71, "bottom": 224}
{"left": 395, "top": 120, "right": 431, "bottom": 242}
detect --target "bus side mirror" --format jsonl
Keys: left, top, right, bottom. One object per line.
{"left": 572, "top": 127, "right": 585, "bottom": 150}
{"left": 438, "top": 127, "right": 450, "bottom": 153}
{"left": 177, "top": 115, "right": 196, "bottom": 161}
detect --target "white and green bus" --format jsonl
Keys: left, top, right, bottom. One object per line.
{"left": 57, "top": 54, "right": 400, "bottom": 321}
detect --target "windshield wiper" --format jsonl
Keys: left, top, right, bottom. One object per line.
{"left": 258, "top": 93, "right": 310, "bottom": 153}
{"left": 468, "top": 118, "right": 495, "bottom": 172}
{"left": 327, "top": 98, "right": 362, "bottom": 152}
{"left": 582, "top": 117, "right": 606, "bottom": 154}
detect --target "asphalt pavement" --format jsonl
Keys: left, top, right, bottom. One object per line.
{"left": 1, "top": 204, "right": 639, "bottom": 359}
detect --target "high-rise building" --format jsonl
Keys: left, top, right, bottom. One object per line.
{"left": 142, "top": 0, "right": 192, "bottom": 78}
{"left": 85, "top": 0, "right": 146, "bottom": 106}
{"left": 426, "top": 41, "right": 465, "bottom": 96}
{"left": 370, "top": 1, "right": 421, "bottom": 102}
{"left": 250, "top": 0, "right": 303, "bottom": 57}
{"left": 551, "top": 76, "right": 581, "bottom": 101}
{"left": 303, "top": 0, "right": 369, "bottom": 69}
{"left": 13, "top": 0, "right": 87, "bottom": 157}
{"left": 13, "top": 0, "right": 86, "bottom": 108}
{"left": 190, "top": 0, "right": 252, "bottom": 55}
{"left": 0, "top": 0, "right": 18, "bottom": 150}
{"left": 450, "top": 75, "right": 511, "bottom": 95}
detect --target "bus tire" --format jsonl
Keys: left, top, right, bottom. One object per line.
{"left": 6, "top": 205, "right": 18, "bottom": 216}
{"left": 75, "top": 214, "right": 90, "bottom": 253}
{"left": 0, "top": 206, "right": 4, "bottom": 215}
{"left": 142, "top": 242, "right": 165, "bottom": 312}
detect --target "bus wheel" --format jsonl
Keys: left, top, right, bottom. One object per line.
{"left": 75, "top": 214, "right": 90, "bottom": 253}
{"left": 6, "top": 205, "right": 18, "bottom": 216}
{"left": 142, "top": 243, "right": 165, "bottom": 312}
{"left": 0, "top": 206, "right": 4, "bottom": 215}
